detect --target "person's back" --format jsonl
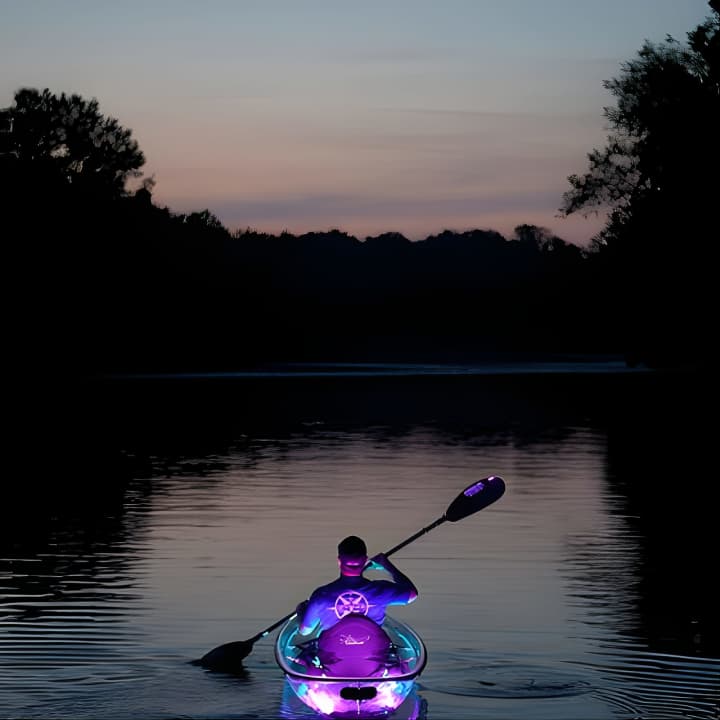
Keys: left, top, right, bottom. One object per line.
{"left": 295, "top": 535, "right": 418, "bottom": 639}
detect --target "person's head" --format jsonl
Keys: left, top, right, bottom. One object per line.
{"left": 337, "top": 535, "right": 367, "bottom": 576}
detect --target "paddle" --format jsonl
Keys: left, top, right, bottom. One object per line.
{"left": 193, "top": 475, "right": 505, "bottom": 672}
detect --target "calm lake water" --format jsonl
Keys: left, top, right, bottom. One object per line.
{"left": 2, "top": 362, "right": 718, "bottom": 719}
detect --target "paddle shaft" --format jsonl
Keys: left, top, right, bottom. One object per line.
{"left": 382, "top": 516, "right": 447, "bottom": 558}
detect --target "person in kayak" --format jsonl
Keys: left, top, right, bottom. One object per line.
{"left": 295, "top": 535, "right": 418, "bottom": 639}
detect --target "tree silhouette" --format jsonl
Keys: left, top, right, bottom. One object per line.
{"left": 561, "top": 6, "right": 719, "bottom": 238}
{"left": 0, "top": 87, "right": 145, "bottom": 197}
{"left": 559, "top": 2, "right": 719, "bottom": 367}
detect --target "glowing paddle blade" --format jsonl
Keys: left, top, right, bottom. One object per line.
{"left": 444, "top": 476, "right": 505, "bottom": 522}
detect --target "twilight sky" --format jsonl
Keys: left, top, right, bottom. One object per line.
{"left": 0, "top": 0, "right": 711, "bottom": 246}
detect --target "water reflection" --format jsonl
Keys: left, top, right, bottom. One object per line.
{"left": 0, "top": 480, "right": 151, "bottom": 713}
{"left": 1, "top": 368, "right": 718, "bottom": 719}
{"left": 601, "top": 385, "right": 718, "bottom": 660}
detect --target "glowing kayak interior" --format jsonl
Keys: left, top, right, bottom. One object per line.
{"left": 275, "top": 613, "right": 427, "bottom": 717}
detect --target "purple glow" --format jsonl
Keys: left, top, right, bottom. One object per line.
{"left": 463, "top": 475, "right": 500, "bottom": 498}
{"left": 276, "top": 614, "right": 426, "bottom": 717}
{"left": 317, "top": 614, "right": 391, "bottom": 677}
{"left": 463, "top": 480, "right": 485, "bottom": 497}
{"left": 289, "top": 676, "right": 415, "bottom": 718}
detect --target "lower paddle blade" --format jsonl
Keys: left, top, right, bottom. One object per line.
{"left": 444, "top": 476, "right": 505, "bottom": 522}
{"left": 194, "top": 639, "right": 254, "bottom": 672}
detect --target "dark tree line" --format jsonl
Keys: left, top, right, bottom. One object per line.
{"left": 0, "top": 92, "right": 603, "bottom": 374}
{"left": 2, "top": 4, "right": 716, "bottom": 374}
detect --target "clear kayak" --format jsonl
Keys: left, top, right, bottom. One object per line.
{"left": 274, "top": 613, "right": 427, "bottom": 718}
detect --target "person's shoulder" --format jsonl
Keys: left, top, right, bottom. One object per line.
{"left": 370, "top": 578, "right": 411, "bottom": 595}
{"left": 310, "top": 578, "right": 342, "bottom": 597}
{"left": 368, "top": 579, "right": 397, "bottom": 591}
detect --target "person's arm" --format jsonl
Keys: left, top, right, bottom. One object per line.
{"left": 295, "top": 598, "right": 320, "bottom": 639}
{"left": 368, "top": 553, "right": 418, "bottom": 603}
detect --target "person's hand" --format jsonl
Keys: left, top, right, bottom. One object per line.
{"left": 367, "top": 553, "right": 388, "bottom": 571}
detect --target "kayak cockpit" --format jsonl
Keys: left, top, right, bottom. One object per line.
{"left": 275, "top": 614, "right": 426, "bottom": 717}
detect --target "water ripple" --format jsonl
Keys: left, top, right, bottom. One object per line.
{"left": 420, "top": 659, "right": 593, "bottom": 699}
{"left": 577, "top": 648, "right": 720, "bottom": 720}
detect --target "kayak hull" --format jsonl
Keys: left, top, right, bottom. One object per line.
{"left": 275, "top": 614, "right": 426, "bottom": 718}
